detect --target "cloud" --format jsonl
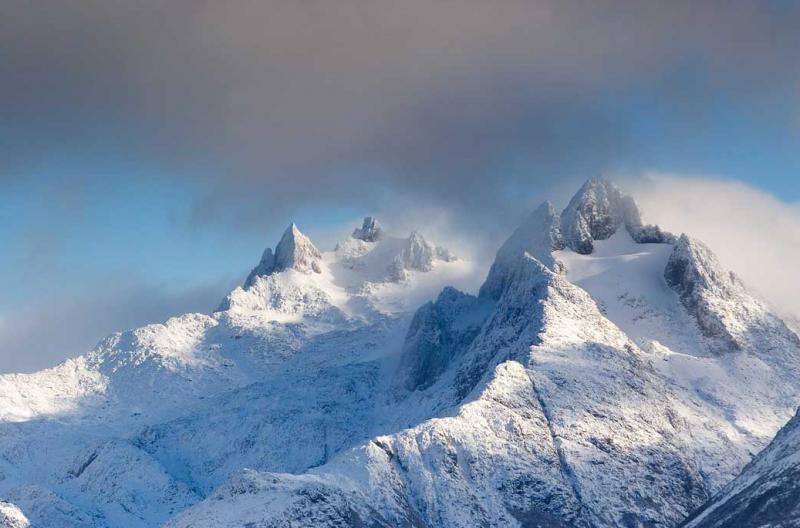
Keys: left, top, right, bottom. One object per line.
{"left": 1, "top": 2, "right": 798, "bottom": 373}
{"left": 1, "top": 0, "right": 798, "bottom": 225}
{"left": 0, "top": 276, "right": 236, "bottom": 374}
{"left": 626, "top": 174, "right": 800, "bottom": 322}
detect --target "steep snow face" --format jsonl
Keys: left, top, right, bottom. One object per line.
{"left": 683, "top": 409, "right": 800, "bottom": 528}
{"left": 555, "top": 230, "right": 704, "bottom": 356}
{"left": 556, "top": 229, "right": 800, "bottom": 447}
{"left": 479, "top": 200, "right": 564, "bottom": 300}
{"left": 665, "top": 234, "right": 800, "bottom": 358}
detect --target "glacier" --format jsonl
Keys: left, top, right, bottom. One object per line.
{"left": 1, "top": 178, "right": 800, "bottom": 527}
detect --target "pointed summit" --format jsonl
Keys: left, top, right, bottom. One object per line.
{"left": 560, "top": 177, "right": 630, "bottom": 254}
{"left": 244, "top": 223, "right": 322, "bottom": 287}
{"left": 479, "top": 201, "right": 564, "bottom": 300}
{"left": 388, "top": 230, "right": 456, "bottom": 281}
{"left": 560, "top": 177, "right": 672, "bottom": 254}
{"left": 273, "top": 223, "right": 323, "bottom": 274}
{"left": 352, "top": 216, "right": 383, "bottom": 242}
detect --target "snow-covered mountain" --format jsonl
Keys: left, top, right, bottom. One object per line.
{"left": 1, "top": 178, "right": 799, "bottom": 528}
{"left": 681, "top": 409, "right": 800, "bottom": 528}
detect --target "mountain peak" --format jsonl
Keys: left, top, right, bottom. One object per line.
{"left": 560, "top": 177, "right": 630, "bottom": 254}
{"left": 561, "top": 177, "right": 673, "bottom": 254}
{"left": 388, "top": 230, "right": 456, "bottom": 281}
{"left": 244, "top": 223, "right": 322, "bottom": 287}
{"left": 352, "top": 216, "right": 383, "bottom": 242}
{"left": 479, "top": 200, "right": 564, "bottom": 300}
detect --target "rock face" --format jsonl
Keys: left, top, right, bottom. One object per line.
{"left": 396, "top": 287, "right": 492, "bottom": 391}
{"left": 665, "top": 234, "right": 800, "bottom": 355}
{"left": 244, "top": 223, "right": 322, "bottom": 287}
{"left": 479, "top": 201, "right": 564, "bottom": 300}
{"left": 388, "top": 231, "right": 456, "bottom": 281}
{"left": 683, "top": 408, "right": 800, "bottom": 528}
{"left": 560, "top": 177, "right": 673, "bottom": 254}
{"left": 352, "top": 216, "right": 383, "bottom": 242}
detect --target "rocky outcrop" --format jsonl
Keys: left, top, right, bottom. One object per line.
{"left": 0, "top": 502, "right": 29, "bottom": 528}
{"left": 388, "top": 231, "right": 455, "bottom": 282}
{"left": 396, "top": 287, "right": 492, "bottom": 391}
{"left": 665, "top": 235, "right": 800, "bottom": 355}
{"left": 479, "top": 201, "right": 564, "bottom": 300}
{"left": 664, "top": 235, "right": 743, "bottom": 352}
{"left": 352, "top": 216, "right": 383, "bottom": 242}
{"left": 560, "top": 177, "right": 673, "bottom": 254}
{"left": 244, "top": 224, "right": 322, "bottom": 287}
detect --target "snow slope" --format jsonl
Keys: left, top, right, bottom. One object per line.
{"left": 555, "top": 230, "right": 702, "bottom": 356}
{"left": 683, "top": 407, "right": 800, "bottom": 527}
{"left": 2, "top": 179, "right": 800, "bottom": 528}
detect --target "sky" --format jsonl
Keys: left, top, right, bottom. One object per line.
{"left": 1, "top": 0, "right": 799, "bottom": 373}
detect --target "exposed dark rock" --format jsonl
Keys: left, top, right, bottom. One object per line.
{"left": 560, "top": 177, "right": 674, "bottom": 255}
{"left": 352, "top": 216, "right": 383, "bottom": 242}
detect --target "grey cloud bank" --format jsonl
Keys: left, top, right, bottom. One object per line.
{"left": 2, "top": 0, "right": 799, "bottom": 222}
{"left": 628, "top": 175, "right": 800, "bottom": 323}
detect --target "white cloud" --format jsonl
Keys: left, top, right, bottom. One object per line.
{"left": 625, "top": 173, "right": 800, "bottom": 322}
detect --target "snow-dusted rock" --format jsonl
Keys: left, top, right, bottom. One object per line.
{"left": 561, "top": 177, "right": 673, "bottom": 254}
{"left": 388, "top": 231, "right": 456, "bottom": 282}
{"left": 683, "top": 408, "right": 800, "bottom": 528}
{"left": 352, "top": 216, "right": 384, "bottom": 242}
{"left": 163, "top": 469, "right": 395, "bottom": 528}
{"left": 244, "top": 223, "right": 322, "bottom": 287}
{"left": 479, "top": 200, "right": 564, "bottom": 300}
{"left": 665, "top": 234, "right": 800, "bottom": 356}
{"left": 396, "top": 287, "right": 492, "bottom": 391}
{"left": 59, "top": 440, "right": 199, "bottom": 526}
{"left": 0, "top": 502, "right": 29, "bottom": 528}
{"left": 3, "top": 486, "right": 91, "bottom": 528}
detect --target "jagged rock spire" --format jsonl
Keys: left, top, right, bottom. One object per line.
{"left": 352, "top": 216, "right": 383, "bottom": 242}
{"left": 389, "top": 230, "right": 456, "bottom": 282}
{"left": 244, "top": 223, "right": 322, "bottom": 287}
{"left": 479, "top": 178, "right": 673, "bottom": 299}
{"left": 560, "top": 177, "right": 673, "bottom": 254}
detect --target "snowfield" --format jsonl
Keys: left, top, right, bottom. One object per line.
{"left": 1, "top": 179, "right": 799, "bottom": 527}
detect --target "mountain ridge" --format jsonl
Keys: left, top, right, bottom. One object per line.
{"left": 1, "top": 179, "right": 799, "bottom": 528}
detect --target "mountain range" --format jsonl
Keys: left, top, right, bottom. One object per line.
{"left": 2, "top": 178, "right": 799, "bottom": 527}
